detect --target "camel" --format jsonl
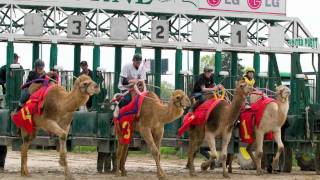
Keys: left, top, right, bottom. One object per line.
{"left": 245, "top": 85, "right": 291, "bottom": 175}
{"left": 17, "top": 74, "right": 100, "bottom": 180}
{"left": 115, "top": 89, "right": 191, "bottom": 180}
{"left": 186, "top": 80, "right": 253, "bottom": 178}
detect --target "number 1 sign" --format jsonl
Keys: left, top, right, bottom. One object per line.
{"left": 231, "top": 25, "right": 247, "bottom": 47}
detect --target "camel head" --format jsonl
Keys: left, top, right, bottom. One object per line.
{"left": 276, "top": 85, "right": 291, "bottom": 103}
{"left": 170, "top": 90, "right": 191, "bottom": 109}
{"left": 74, "top": 75, "right": 100, "bottom": 96}
{"left": 235, "top": 80, "right": 254, "bottom": 97}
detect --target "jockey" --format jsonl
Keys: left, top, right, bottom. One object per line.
{"left": 242, "top": 67, "right": 256, "bottom": 109}
{"left": 118, "top": 53, "right": 146, "bottom": 109}
{"left": 16, "top": 59, "right": 46, "bottom": 111}
{"left": 189, "top": 65, "right": 219, "bottom": 113}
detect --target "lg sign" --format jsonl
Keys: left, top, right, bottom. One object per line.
{"left": 207, "top": 0, "right": 280, "bottom": 9}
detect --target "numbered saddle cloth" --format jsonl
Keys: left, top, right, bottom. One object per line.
{"left": 178, "top": 98, "right": 223, "bottom": 136}
{"left": 240, "top": 97, "right": 276, "bottom": 144}
{"left": 11, "top": 84, "right": 54, "bottom": 134}
{"left": 114, "top": 92, "right": 147, "bottom": 145}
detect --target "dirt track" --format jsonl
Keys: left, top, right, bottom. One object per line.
{"left": 0, "top": 150, "right": 319, "bottom": 180}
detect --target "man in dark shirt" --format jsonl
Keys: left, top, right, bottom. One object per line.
{"left": 189, "top": 65, "right": 218, "bottom": 112}
{"left": 0, "top": 53, "right": 23, "bottom": 94}
{"left": 80, "top": 61, "right": 93, "bottom": 110}
{"left": 17, "top": 59, "right": 46, "bottom": 110}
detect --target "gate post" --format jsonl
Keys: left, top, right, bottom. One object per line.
{"left": 92, "top": 44, "right": 101, "bottom": 110}
{"left": 291, "top": 52, "right": 300, "bottom": 113}
{"left": 154, "top": 47, "right": 162, "bottom": 96}
{"left": 114, "top": 45, "right": 122, "bottom": 94}
{"left": 193, "top": 49, "right": 200, "bottom": 76}
{"left": 317, "top": 54, "right": 320, "bottom": 104}
{"left": 73, "top": 44, "right": 81, "bottom": 77}
{"left": 231, "top": 52, "right": 238, "bottom": 89}
{"left": 32, "top": 41, "right": 40, "bottom": 68}
{"left": 5, "top": 40, "right": 14, "bottom": 109}
{"left": 253, "top": 52, "right": 260, "bottom": 78}
{"left": 214, "top": 50, "right": 222, "bottom": 84}
{"left": 49, "top": 42, "right": 58, "bottom": 70}
{"left": 175, "top": 47, "right": 182, "bottom": 90}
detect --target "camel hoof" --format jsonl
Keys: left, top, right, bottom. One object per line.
{"left": 65, "top": 175, "right": 75, "bottom": 180}
{"left": 223, "top": 173, "right": 231, "bottom": 179}
{"left": 201, "top": 162, "right": 210, "bottom": 171}
{"left": 121, "top": 171, "right": 127, "bottom": 176}
{"left": 228, "top": 168, "right": 232, "bottom": 173}
{"left": 189, "top": 171, "right": 196, "bottom": 177}
{"left": 158, "top": 175, "right": 168, "bottom": 180}
{"left": 256, "top": 170, "right": 264, "bottom": 176}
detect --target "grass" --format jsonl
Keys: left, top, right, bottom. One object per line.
{"left": 72, "top": 146, "right": 97, "bottom": 153}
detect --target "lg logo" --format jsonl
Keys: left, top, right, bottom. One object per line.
{"left": 207, "top": 0, "right": 221, "bottom": 7}
{"left": 247, "top": 0, "right": 262, "bottom": 9}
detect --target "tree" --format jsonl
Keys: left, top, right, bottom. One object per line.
{"left": 200, "top": 53, "right": 244, "bottom": 77}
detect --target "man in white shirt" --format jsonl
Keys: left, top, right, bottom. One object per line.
{"left": 118, "top": 53, "right": 146, "bottom": 108}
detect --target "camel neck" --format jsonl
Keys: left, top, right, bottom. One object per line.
{"left": 276, "top": 98, "right": 289, "bottom": 126}
{"left": 62, "top": 88, "right": 89, "bottom": 113}
{"left": 160, "top": 101, "right": 184, "bottom": 124}
{"left": 228, "top": 92, "right": 245, "bottom": 124}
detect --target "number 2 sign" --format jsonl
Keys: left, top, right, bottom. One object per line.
{"left": 151, "top": 20, "right": 169, "bottom": 43}
{"left": 231, "top": 25, "right": 247, "bottom": 47}
{"left": 67, "top": 15, "right": 86, "bottom": 38}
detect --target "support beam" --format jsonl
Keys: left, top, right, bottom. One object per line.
{"left": 155, "top": 47, "right": 162, "bottom": 96}
{"left": 253, "top": 52, "right": 260, "bottom": 78}
{"left": 49, "top": 43, "right": 58, "bottom": 70}
{"left": 135, "top": 46, "right": 142, "bottom": 55}
{"left": 73, "top": 44, "right": 81, "bottom": 77}
{"left": 175, "top": 48, "right": 182, "bottom": 90}
{"left": 92, "top": 45, "right": 100, "bottom": 110}
{"left": 268, "top": 53, "right": 281, "bottom": 91}
{"left": 32, "top": 42, "right": 40, "bottom": 68}
{"left": 193, "top": 49, "right": 200, "bottom": 76}
{"left": 5, "top": 41, "right": 14, "bottom": 109}
{"left": 291, "top": 52, "right": 300, "bottom": 113}
{"left": 92, "top": 45, "right": 100, "bottom": 81}
{"left": 317, "top": 54, "right": 320, "bottom": 104}
{"left": 214, "top": 51, "right": 222, "bottom": 84}
{"left": 114, "top": 46, "right": 122, "bottom": 93}
{"left": 231, "top": 52, "right": 238, "bottom": 89}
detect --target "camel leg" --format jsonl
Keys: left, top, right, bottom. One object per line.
{"left": 115, "top": 142, "right": 123, "bottom": 177}
{"left": 153, "top": 127, "right": 164, "bottom": 150}
{"left": 20, "top": 129, "right": 36, "bottom": 177}
{"left": 221, "top": 131, "right": 232, "bottom": 178}
{"left": 271, "top": 130, "right": 284, "bottom": 173}
{"left": 140, "top": 127, "right": 166, "bottom": 180}
{"left": 120, "top": 144, "right": 129, "bottom": 176}
{"left": 187, "top": 126, "right": 204, "bottom": 176}
{"left": 201, "top": 131, "right": 217, "bottom": 171}
{"left": 227, "top": 153, "right": 233, "bottom": 173}
{"left": 41, "top": 120, "right": 72, "bottom": 180}
{"left": 255, "top": 131, "right": 264, "bottom": 176}
{"left": 247, "top": 141, "right": 257, "bottom": 168}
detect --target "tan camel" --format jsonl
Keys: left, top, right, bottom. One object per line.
{"left": 245, "top": 85, "right": 291, "bottom": 175}
{"left": 17, "top": 75, "right": 100, "bottom": 180}
{"left": 116, "top": 89, "right": 190, "bottom": 180}
{"left": 186, "top": 80, "right": 253, "bottom": 178}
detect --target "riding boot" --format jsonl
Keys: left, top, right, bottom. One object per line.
{"left": 0, "top": 145, "right": 7, "bottom": 171}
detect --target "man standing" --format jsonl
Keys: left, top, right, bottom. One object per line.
{"left": 80, "top": 61, "right": 93, "bottom": 110}
{"left": 0, "top": 53, "right": 23, "bottom": 94}
{"left": 0, "top": 53, "right": 23, "bottom": 172}
{"left": 242, "top": 67, "right": 256, "bottom": 109}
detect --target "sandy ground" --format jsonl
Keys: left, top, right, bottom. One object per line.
{"left": 0, "top": 150, "right": 319, "bottom": 180}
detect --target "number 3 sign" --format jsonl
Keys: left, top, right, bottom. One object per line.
{"left": 67, "top": 15, "right": 86, "bottom": 38}
{"left": 151, "top": 20, "right": 169, "bottom": 43}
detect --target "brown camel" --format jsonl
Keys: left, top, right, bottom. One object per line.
{"left": 186, "top": 80, "right": 253, "bottom": 178}
{"left": 18, "top": 75, "right": 100, "bottom": 180}
{"left": 116, "top": 89, "right": 191, "bottom": 180}
{"left": 245, "top": 85, "right": 291, "bottom": 175}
